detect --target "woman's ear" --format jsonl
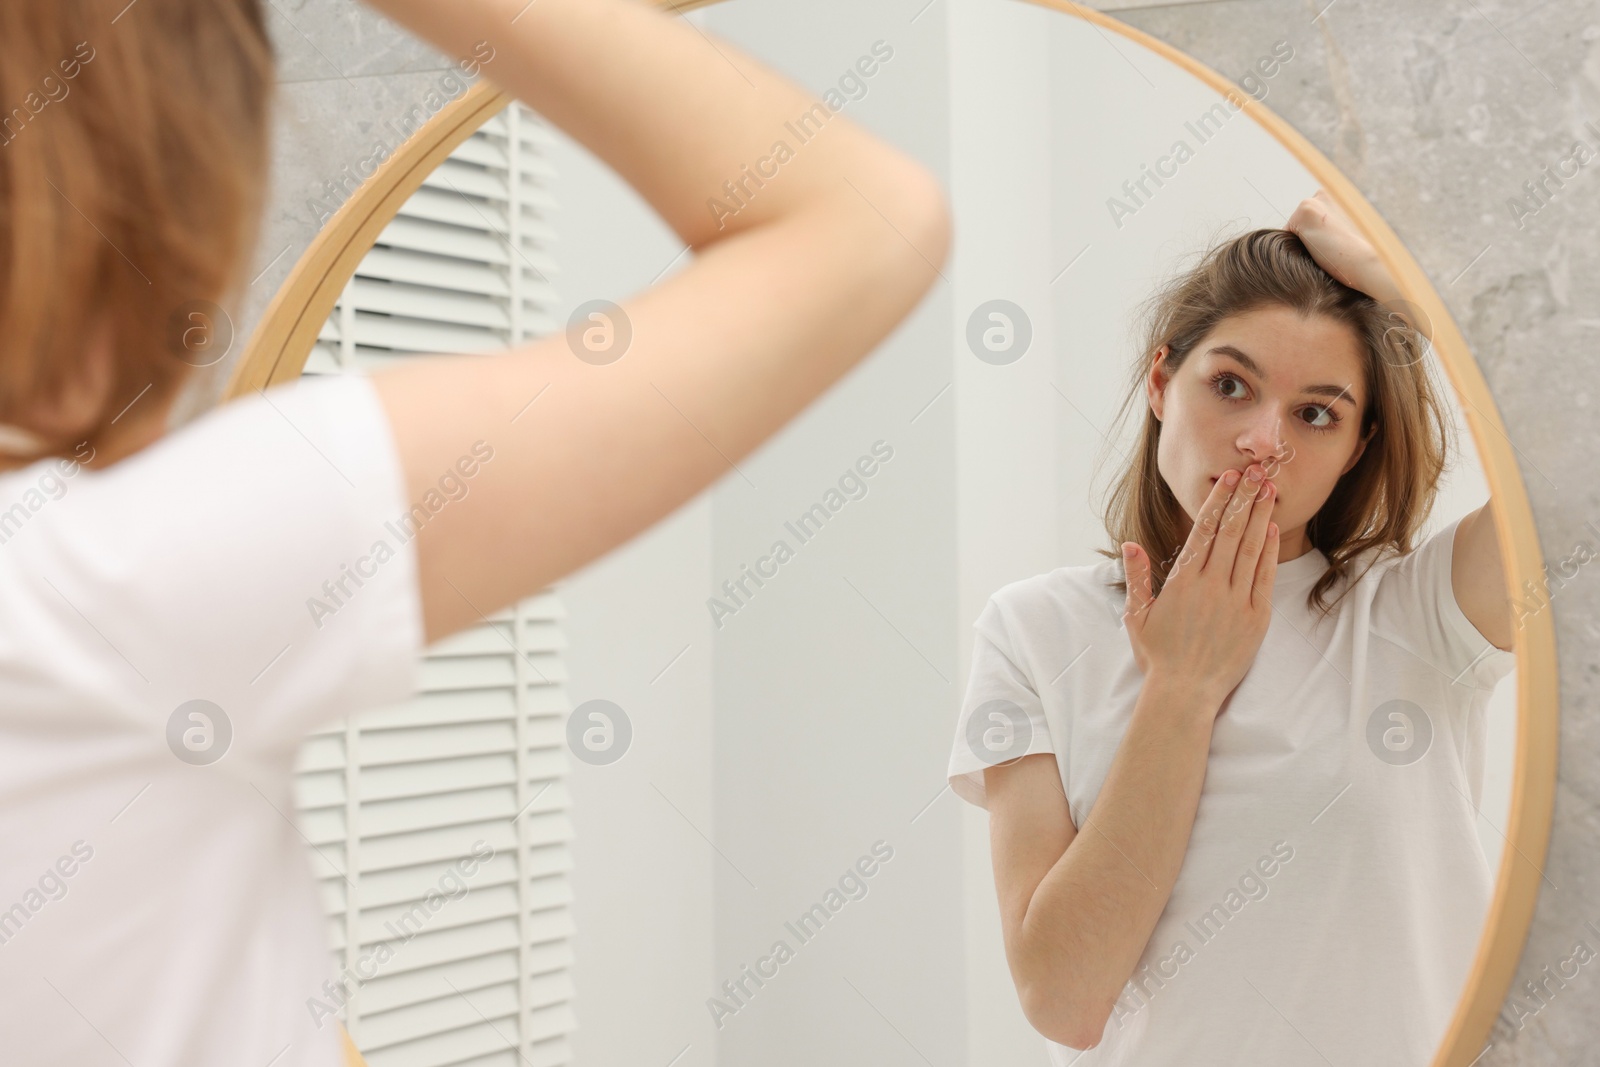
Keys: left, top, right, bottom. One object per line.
{"left": 1339, "top": 420, "right": 1377, "bottom": 477}
{"left": 1145, "top": 345, "right": 1170, "bottom": 422}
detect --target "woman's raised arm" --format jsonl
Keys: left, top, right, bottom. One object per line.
{"left": 361, "top": 0, "right": 951, "bottom": 643}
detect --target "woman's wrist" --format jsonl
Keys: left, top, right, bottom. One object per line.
{"left": 1138, "top": 669, "right": 1228, "bottom": 728}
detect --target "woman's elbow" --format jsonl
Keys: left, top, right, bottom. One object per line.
{"left": 1019, "top": 977, "right": 1110, "bottom": 1051}
{"left": 905, "top": 167, "right": 953, "bottom": 273}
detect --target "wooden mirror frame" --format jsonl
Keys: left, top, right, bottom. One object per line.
{"left": 229, "top": 4, "right": 1557, "bottom": 1065}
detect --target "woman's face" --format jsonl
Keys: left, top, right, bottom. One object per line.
{"left": 1146, "top": 304, "right": 1373, "bottom": 547}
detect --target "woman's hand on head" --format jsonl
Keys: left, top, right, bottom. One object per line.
{"left": 1120, "top": 464, "right": 1280, "bottom": 705}
{"left": 1287, "top": 190, "right": 1433, "bottom": 341}
{"left": 1287, "top": 190, "right": 1395, "bottom": 297}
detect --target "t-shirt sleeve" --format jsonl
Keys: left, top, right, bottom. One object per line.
{"left": 8, "top": 372, "right": 425, "bottom": 764}
{"left": 947, "top": 591, "right": 1056, "bottom": 810}
{"left": 1371, "top": 513, "right": 1515, "bottom": 691}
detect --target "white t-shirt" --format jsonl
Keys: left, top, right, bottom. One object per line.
{"left": 948, "top": 517, "right": 1515, "bottom": 1067}
{"left": 0, "top": 374, "right": 424, "bottom": 1067}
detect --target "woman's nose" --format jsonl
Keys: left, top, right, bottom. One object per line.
{"left": 1239, "top": 412, "right": 1291, "bottom": 467}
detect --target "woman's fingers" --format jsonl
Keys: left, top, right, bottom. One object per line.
{"left": 1174, "top": 470, "right": 1241, "bottom": 578}
{"left": 1252, "top": 522, "right": 1280, "bottom": 608}
{"left": 1121, "top": 542, "right": 1154, "bottom": 672}
{"left": 1206, "top": 464, "right": 1266, "bottom": 578}
{"left": 1231, "top": 477, "right": 1276, "bottom": 589}
{"left": 1313, "top": 188, "right": 1358, "bottom": 229}
{"left": 1122, "top": 542, "right": 1152, "bottom": 625}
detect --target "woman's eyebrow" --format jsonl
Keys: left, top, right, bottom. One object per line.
{"left": 1208, "top": 345, "right": 1360, "bottom": 409}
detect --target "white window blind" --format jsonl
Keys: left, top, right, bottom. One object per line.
{"left": 292, "top": 103, "right": 578, "bottom": 1067}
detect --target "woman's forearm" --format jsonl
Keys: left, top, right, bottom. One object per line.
{"left": 1017, "top": 672, "right": 1222, "bottom": 1048}
{"left": 363, "top": 0, "right": 932, "bottom": 249}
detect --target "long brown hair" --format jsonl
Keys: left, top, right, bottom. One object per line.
{"left": 0, "top": 0, "right": 275, "bottom": 459}
{"left": 1093, "top": 227, "right": 1454, "bottom": 617}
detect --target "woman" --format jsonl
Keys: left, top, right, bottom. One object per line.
{"left": 0, "top": 0, "right": 948, "bottom": 1064}
{"left": 947, "top": 193, "right": 1514, "bottom": 1065}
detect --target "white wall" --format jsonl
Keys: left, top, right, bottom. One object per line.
{"left": 949, "top": 1, "right": 1060, "bottom": 1063}
{"left": 551, "top": 3, "right": 963, "bottom": 1065}
{"left": 546, "top": 121, "right": 717, "bottom": 1067}
{"left": 694, "top": 3, "right": 963, "bottom": 1065}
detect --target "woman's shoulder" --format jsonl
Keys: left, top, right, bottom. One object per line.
{"left": 1335, "top": 517, "right": 1462, "bottom": 594}
{"left": 1354, "top": 514, "right": 1514, "bottom": 674}
{"left": 982, "top": 556, "right": 1128, "bottom": 636}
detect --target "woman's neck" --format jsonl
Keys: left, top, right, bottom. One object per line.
{"left": 1276, "top": 523, "right": 1314, "bottom": 563}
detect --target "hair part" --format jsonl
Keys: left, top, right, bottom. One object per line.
{"left": 1092, "top": 226, "right": 1455, "bottom": 617}
{"left": 0, "top": 0, "right": 275, "bottom": 458}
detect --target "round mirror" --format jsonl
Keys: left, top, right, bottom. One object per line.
{"left": 236, "top": 3, "right": 1556, "bottom": 1065}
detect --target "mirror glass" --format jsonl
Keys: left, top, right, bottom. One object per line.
{"left": 284, "top": 3, "right": 1524, "bottom": 1065}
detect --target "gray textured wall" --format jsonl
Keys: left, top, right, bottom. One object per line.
{"left": 220, "top": 0, "right": 1600, "bottom": 1062}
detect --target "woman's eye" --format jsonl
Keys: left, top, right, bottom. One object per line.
{"left": 1301, "top": 406, "right": 1338, "bottom": 431}
{"left": 1210, "top": 372, "right": 1246, "bottom": 399}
